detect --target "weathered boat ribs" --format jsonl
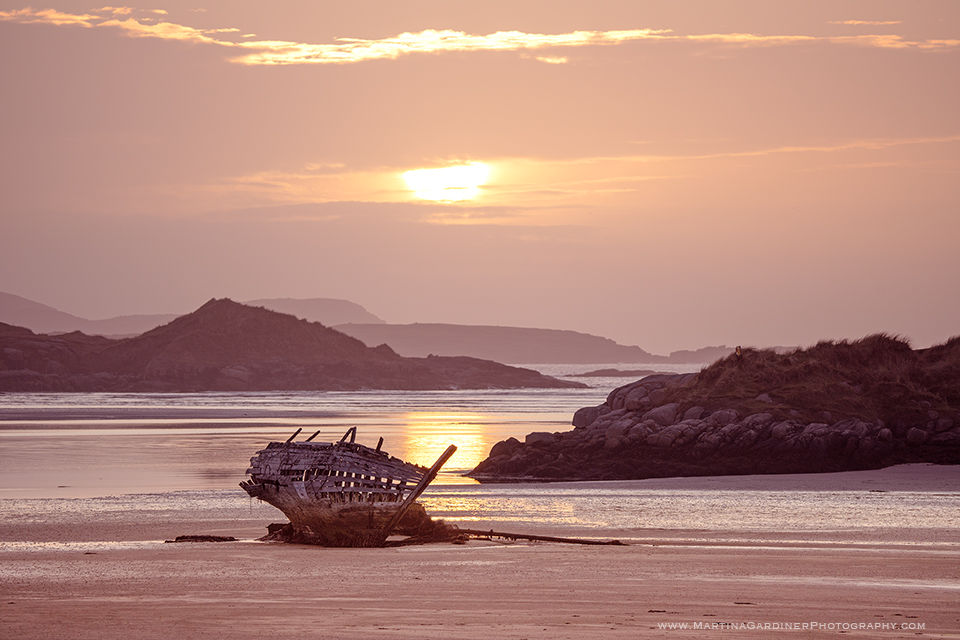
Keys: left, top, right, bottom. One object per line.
{"left": 240, "top": 427, "right": 456, "bottom": 546}
{"left": 247, "top": 445, "right": 424, "bottom": 496}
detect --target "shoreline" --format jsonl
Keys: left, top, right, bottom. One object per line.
{"left": 2, "top": 464, "right": 958, "bottom": 638}
{"left": 2, "top": 464, "right": 956, "bottom": 545}
{"left": 542, "top": 462, "right": 960, "bottom": 492}
{"left": 2, "top": 537, "right": 955, "bottom": 639}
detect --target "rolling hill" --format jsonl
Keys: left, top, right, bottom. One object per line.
{"left": 0, "top": 299, "right": 583, "bottom": 392}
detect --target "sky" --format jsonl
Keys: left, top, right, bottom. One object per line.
{"left": 1, "top": 1, "right": 958, "bottom": 355}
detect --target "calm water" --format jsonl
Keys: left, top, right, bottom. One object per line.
{"left": 0, "top": 387, "right": 608, "bottom": 496}
{"left": 2, "top": 364, "right": 958, "bottom": 542}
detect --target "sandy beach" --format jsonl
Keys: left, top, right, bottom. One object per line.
{"left": 2, "top": 464, "right": 958, "bottom": 640}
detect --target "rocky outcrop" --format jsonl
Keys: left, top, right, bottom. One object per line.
{"left": 471, "top": 335, "right": 960, "bottom": 480}
{"left": 0, "top": 300, "right": 585, "bottom": 392}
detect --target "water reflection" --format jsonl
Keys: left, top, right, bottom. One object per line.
{"left": 397, "top": 413, "right": 488, "bottom": 480}
{"left": 420, "top": 485, "right": 960, "bottom": 534}
{"left": 4, "top": 486, "right": 956, "bottom": 548}
{"left": 0, "top": 402, "right": 575, "bottom": 497}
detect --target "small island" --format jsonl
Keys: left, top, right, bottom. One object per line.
{"left": 471, "top": 334, "right": 960, "bottom": 480}
{"left": 566, "top": 368, "right": 667, "bottom": 378}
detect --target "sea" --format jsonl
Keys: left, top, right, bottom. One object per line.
{"left": 2, "top": 363, "right": 958, "bottom": 546}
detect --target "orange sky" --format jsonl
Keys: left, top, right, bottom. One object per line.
{"left": 1, "top": 1, "right": 958, "bottom": 354}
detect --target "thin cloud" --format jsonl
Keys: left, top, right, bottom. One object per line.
{"left": 916, "top": 39, "right": 960, "bottom": 50}
{"left": 689, "top": 134, "right": 960, "bottom": 161}
{"left": 1, "top": 9, "right": 670, "bottom": 63}
{"left": 533, "top": 55, "right": 568, "bottom": 64}
{"left": 573, "top": 134, "right": 960, "bottom": 165}
{"left": 686, "top": 31, "right": 959, "bottom": 51}
{"left": 686, "top": 33, "right": 817, "bottom": 46}
{"left": 99, "top": 6, "right": 134, "bottom": 16}
{"left": 100, "top": 17, "right": 222, "bottom": 43}
{"left": 421, "top": 206, "right": 530, "bottom": 226}
{"left": 2, "top": 7, "right": 957, "bottom": 65}
{"left": 78, "top": 133, "right": 956, "bottom": 218}
{"left": 99, "top": 6, "right": 168, "bottom": 16}
{"left": 797, "top": 159, "right": 958, "bottom": 173}
{"left": 829, "top": 20, "right": 903, "bottom": 26}
{"left": 0, "top": 8, "right": 99, "bottom": 27}
{"left": 230, "top": 28, "right": 671, "bottom": 65}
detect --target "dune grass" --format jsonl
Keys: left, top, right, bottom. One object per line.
{"left": 664, "top": 334, "right": 960, "bottom": 427}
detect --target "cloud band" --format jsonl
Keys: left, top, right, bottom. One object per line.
{"left": 2, "top": 7, "right": 957, "bottom": 66}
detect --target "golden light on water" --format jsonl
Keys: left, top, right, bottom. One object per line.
{"left": 399, "top": 413, "right": 488, "bottom": 481}
{"left": 403, "top": 162, "right": 489, "bottom": 201}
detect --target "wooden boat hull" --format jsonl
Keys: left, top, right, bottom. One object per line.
{"left": 240, "top": 428, "right": 455, "bottom": 547}
{"left": 243, "top": 481, "right": 435, "bottom": 546}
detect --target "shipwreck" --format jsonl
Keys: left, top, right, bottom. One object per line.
{"left": 240, "top": 427, "right": 456, "bottom": 547}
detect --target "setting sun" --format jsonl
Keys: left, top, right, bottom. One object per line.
{"left": 403, "top": 162, "right": 489, "bottom": 201}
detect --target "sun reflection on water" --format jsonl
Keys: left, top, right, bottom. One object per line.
{"left": 398, "top": 412, "right": 488, "bottom": 479}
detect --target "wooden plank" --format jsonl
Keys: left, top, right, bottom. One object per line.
{"left": 278, "top": 448, "right": 425, "bottom": 479}
{"left": 250, "top": 455, "right": 425, "bottom": 485}
{"left": 375, "top": 444, "right": 457, "bottom": 546}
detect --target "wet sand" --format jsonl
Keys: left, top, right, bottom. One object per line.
{"left": 2, "top": 465, "right": 959, "bottom": 639}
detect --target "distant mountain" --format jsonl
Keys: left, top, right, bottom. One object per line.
{"left": 333, "top": 323, "right": 655, "bottom": 363}
{"left": 243, "top": 297, "right": 384, "bottom": 326}
{"left": 0, "top": 291, "right": 177, "bottom": 337}
{"left": 334, "top": 323, "right": 734, "bottom": 364}
{"left": 0, "top": 292, "right": 85, "bottom": 333}
{"left": 1, "top": 291, "right": 735, "bottom": 364}
{"left": 0, "top": 292, "right": 384, "bottom": 338}
{"left": 0, "top": 299, "right": 583, "bottom": 392}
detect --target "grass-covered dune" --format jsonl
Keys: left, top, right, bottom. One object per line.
{"left": 471, "top": 334, "right": 960, "bottom": 481}
{"left": 663, "top": 334, "right": 960, "bottom": 429}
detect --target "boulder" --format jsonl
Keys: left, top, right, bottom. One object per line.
{"left": 708, "top": 409, "right": 739, "bottom": 426}
{"left": 771, "top": 421, "right": 798, "bottom": 440}
{"left": 732, "top": 429, "right": 758, "bottom": 449}
{"left": 628, "top": 424, "right": 652, "bottom": 440}
{"left": 489, "top": 437, "right": 523, "bottom": 458}
{"left": 606, "top": 426, "right": 626, "bottom": 440}
{"left": 642, "top": 403, "right": 679, "bottom": 427}
{"left": 905, "top": 428, "right": 929, "bottom": 446}
{"left": 525, "top": 432, "right": 556, "bottom": 447}
{"left": 624, "top": 388, "right": 649, "bottom": 411}
{"left": 572, "top": 406, "right": 601, "bottom": 429}
{"left": 742, "top": 413, "right": 774, "bottom": 430}
{"left": 611, "top": 417, "right": 638, "bottom": 432}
